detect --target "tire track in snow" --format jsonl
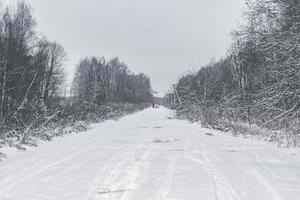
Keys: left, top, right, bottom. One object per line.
{"left": 0, "top": 141, "right": 101, "bottom": 194}
{"left": 151, "top": 154, "right": 178, "bottom": 200}
{"left": 86, "top": 143, "right": 151, "bottom": 200}
{"left": 150, "top": 127, "right": 183, "bottom": 200}
{"left": 83, "top": 145, "right": 135, "bottom": 200}
{"left": 249, "top": 169, "right": 283, "bottom": 200}
{"left": 201, "top": 147, "right": 240, "bottom": 200}
{"left": 185, "top": 146, "right": 240, "bottom": 200}
{"left": 118, "top": 148, "right": 152, "bottom": 200}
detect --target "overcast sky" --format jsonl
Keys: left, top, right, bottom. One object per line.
{"left": 5, "top": 0, "right": 246, "bottom": 97}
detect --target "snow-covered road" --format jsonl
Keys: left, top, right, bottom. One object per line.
{"left": 1, "top": 107, "right": 300, "bottom": 200}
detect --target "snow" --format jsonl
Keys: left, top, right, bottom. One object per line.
{"left": 1, "top": 107, "right": 300, "bottom": 200}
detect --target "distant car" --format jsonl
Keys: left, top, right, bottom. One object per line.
{"left": 152, "top": 103, "right": 159, "bottom": 108}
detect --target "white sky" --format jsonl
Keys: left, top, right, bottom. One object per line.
{"left": 3, "top": 0, "right": 246, "bottom": 97}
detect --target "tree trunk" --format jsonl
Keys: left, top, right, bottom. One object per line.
{"left": 1, "top": 60, "right": 7, "bottom": 117}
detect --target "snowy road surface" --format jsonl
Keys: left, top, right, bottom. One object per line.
{"left": 1, "top": 107, "right": 300, "bottom": 200}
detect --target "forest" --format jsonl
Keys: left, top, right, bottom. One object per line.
{"left": 165, "top": 0, "right": 300, "bottom": 147}
{"left": 0, "top": 1, "right": 153, "bottom": 150}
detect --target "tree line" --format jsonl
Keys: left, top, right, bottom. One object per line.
{"left": 0, "top": 2, "right": 66, "bottom": 124}
{"left": 72, "top": 57, "right": 153, "bottom": 104}
{"left": 166, "top": 0, "right": 299, "bottom": 146}
{"left": 0, "top": 1, "right": 153, "bottom": 145}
